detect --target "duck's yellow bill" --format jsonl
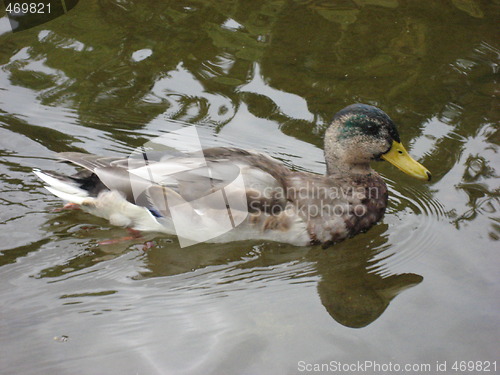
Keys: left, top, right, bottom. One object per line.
{"left": 381, "top": 141, "right": 431, "bottom": 181}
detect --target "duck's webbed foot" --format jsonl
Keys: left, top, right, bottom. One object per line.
{"left": 98, "top": 228, "right": 143, "bottom": 246}
{"left": 52, "top": 202, "right": 81, "bottom": 212}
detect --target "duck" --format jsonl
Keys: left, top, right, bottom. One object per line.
{"left": 34, "top": 104, "right": 431, "bottom": 248}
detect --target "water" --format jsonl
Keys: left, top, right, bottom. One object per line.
{"left": 0, "top": 1, "right": 498, "bottom": 374}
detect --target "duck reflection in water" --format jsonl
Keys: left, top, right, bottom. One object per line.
{"left": 311, "top": 232, "right": 423, "bottom": 328}
{"left": 36, "top": 209, "right": 422, "bottom": 329}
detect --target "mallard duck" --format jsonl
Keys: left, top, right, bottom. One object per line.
{"left": 34, "top": 104, "right": 430, "bottom": 248}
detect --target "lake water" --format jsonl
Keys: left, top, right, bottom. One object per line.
{"left": 0, "top": 1, "right": 498, "bottom": 374}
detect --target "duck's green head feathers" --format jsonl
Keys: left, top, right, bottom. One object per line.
{"left": 334, "top": 104, "right": 401, "bottom": 146}
{"left": 325, "top": 104, "right": 431, "bottom": 181}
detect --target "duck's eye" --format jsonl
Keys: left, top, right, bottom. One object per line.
{"left": 365, "top": 122, "right": 379, "bottom": 136}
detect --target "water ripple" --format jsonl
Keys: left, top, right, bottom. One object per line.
{"left": 373, "top": 179, "right": 447, "bottom": 272}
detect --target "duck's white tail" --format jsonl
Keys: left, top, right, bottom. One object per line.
{"left": 33, "top": 169, "right": 88, "bottom": 204}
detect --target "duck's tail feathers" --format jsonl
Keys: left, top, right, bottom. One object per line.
{"left": 34, "top": 169, "right": 89, "bottom": 204}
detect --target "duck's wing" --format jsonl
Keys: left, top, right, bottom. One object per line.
{"left": 57, "top": 152, "right": 124, "bottom": 171}
{"left": 56, "top": 152, "right": 154, "bottom": 203}
{"left": 137, "top": 148, "right": 292, "bottom": 215}
{"left": 51, "top": 148, "right": 292, "bottom": 216}
{"left": 57, "top": 150, "right": 186, "bottom": 170}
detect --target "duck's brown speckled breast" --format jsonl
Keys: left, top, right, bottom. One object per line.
{"left": 342, "top": 174, "right": 388, "bottom": 239}
{"left": 285, "top": 172, "right": 388, "bottom": 248}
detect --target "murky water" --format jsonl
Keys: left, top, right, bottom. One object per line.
{"left": 0, "top": 1, "right": 498, "bottom": 374}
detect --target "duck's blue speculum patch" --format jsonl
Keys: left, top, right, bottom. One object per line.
{"left": 149, "top": 208, "right": 163, "bottom": 218}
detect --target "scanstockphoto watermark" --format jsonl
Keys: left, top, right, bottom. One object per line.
{"left": 125, "top": 126, "right": 379, "bottom": 247}
{"left": 248, "top": 195, "right": 369, "bottom": 218}
{"left": 297, "top": 360, "right": 497, "bottom": 373}
{"left": 247, "top": 182, "right": 376, "bottom": 218}
{"left": 258, "top": 182, "right": 380, "bottom": 202}
{"left": 298, "top": 360, "right": 433, "bottom": 373}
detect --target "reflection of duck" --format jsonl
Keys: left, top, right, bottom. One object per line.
{"left": 36, "top": 211, "right": 423, "bottom": 328}
{"left": 317, "top": 249, "right": 423, "bottom": 328}
{"left": 34, "top": 104, "right": 430, "bottom": 247}
{"left": 309, "top": 224, "right": 424, "bottom": 328}
{"left": 319, "top": 270, "right": 423, "bottom": 328}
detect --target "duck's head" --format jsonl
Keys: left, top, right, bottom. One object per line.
{"left": 324, "top": 104, "right": 431, "bottom": 181}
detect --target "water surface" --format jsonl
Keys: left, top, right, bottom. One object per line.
{"left": 0, "top": 1, "right": 498, "bottom": 374}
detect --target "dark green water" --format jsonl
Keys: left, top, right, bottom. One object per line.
{"left": 0, "top": 1, "right": 498, "bottom": 374}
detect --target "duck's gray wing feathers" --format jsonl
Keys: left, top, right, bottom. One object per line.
{"left": 58, "top": 152, "right": 124, "bottom": 171}
{"left": 55, "top": 148, "right": 293, "bottom": 217}
{"left": 201, "top": 147, "right": 291, "bottom": 185}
